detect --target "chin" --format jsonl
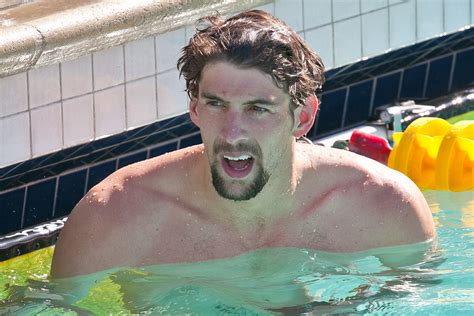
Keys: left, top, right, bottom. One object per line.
{"left": 211, "top": 169, "right": 270, "bottom": 202}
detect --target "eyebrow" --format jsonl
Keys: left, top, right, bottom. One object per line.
{"left": 201, "top": 92, "right": 278, "bottom": 106}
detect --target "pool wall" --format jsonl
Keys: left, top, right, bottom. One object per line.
{"left": 1, "top": 0, "right": 474, "bottom": 238}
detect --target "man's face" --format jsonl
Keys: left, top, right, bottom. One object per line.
{"left": 190, "top": 61, "right": 296, "bottom": 201}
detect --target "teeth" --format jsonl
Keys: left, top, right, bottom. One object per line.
{"left": 224, "top": 154, "right": 252, "bottom": 161}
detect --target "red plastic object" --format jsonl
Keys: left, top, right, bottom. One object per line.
{"left": 349, "top": 130, "right": 392, "bottom": 164}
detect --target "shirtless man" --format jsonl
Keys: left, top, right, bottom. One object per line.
{"left": 51, "top": 10, "right": 435, "bottom": 278}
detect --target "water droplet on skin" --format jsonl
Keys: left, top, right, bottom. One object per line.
{"left": 335, "top": 225, "right": 339, "bottom": 229}
{"left": 92, "top": 192, "right": 97, "bottom": 197}
{"left": 176, "top": 197, "right": 180, "bottom": 201}
{"left": 98, "top": 198, "right": 104, "bottom": 203}
{"left": 312, "top": 229, "right": 316, "bottom": 233}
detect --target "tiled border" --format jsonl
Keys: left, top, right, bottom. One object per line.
{"left": 308, "top": 26, "right": 474, "bottom": 139}
{"left": 1, "top": 26, "right": 474, "bottom": 235}
{"left": 0, "top": 116, "right": 202, "bottom": 235}
{"left": 0, "top": 114, "right": 198, "bottom": 191}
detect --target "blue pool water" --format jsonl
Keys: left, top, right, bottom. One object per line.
{"left": 0, "top": 190, "right": 473, "bottom": 314}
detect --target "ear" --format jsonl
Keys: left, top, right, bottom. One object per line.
{"left": 292, "top": 95, "right": 319, "bottom": 138}
{"left": 189, "top": 97, "right": 200, "bottom": 127}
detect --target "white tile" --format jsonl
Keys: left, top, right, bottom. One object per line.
{"left": 61, "top": 54, "right": 93, "bottom": 99}
{"left": 362, "top": 9, "right": 389, "bottom": 57}
{"left": 93, "top": 46, "right": 125, "bottom": 90}
{"left": 0, "top": 72, "right": 27, "bottom": 117}
{"left": 126, "top": 77, "right": 157, "bottom": 128}
{"left": 155, "top": 28, "right": 186, "bottom": 73}
{"left": 388, "top": 0, "right": 403, "bottom": 5}
{"left": 28, "top": 64, "right": 61, "bottom": 108}
{"left": 332, "top": 0, "right": 360, "bottom": 21}
{"left": 472, "top": 0, "right": 474, "bottom": 25}
{"left": 275, "top": 0, "right": 304, "bottom": 32}
{"left": 334, "top": 17, "right": 362, "bottom": 66}
{"left": 416, "top": 0, "right": 443, "bottom": 41}
{"left": 62, "top": 94, "right": 94, "bottom": 147}
{"left": 94, "top": 85, "right": 126, "bottom": 138}
{"left": 0, "top": 113, "right": 30, "bottom": 166}
{"left": 305, "top": 25, "right": 334, "bottom": 69}
{"left": 31, "top": 102, "right": 62, "bottom": 157}
{"left": 125, "top": 36, "right": 156, "bottom": 81}
{"left": 253, "top": 2, "right": 275, "bottom": 15}
{"left": 185, "top": 24, "right": 196, "bottom": 45}
{"left": 303, "top": 0, "right": 331, "bottom": 29}
{"left": 361, "top": 0, "right": 387, "bottom": 13}
{"left": 444, "top": 0, "right": 470, "bottom": 33}
{"left": 389, "top": 0, "right": 416, "bottom": 48}
{"left": 156, "top": 70, "right": 188, "bottom": 120}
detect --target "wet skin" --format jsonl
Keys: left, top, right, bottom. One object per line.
{"left": 51, "top": 61, "right": 436, "bottom": 279}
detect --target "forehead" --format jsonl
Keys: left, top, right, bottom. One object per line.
{"left": 198, "top": 61, "right": 289, "bottom": 103}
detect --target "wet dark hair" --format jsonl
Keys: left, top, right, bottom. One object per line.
{"left": 177, "top": 10, "right": 325, "bottom": 109}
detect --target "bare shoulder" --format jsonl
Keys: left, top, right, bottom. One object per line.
{"left": 51, "top": 145, "right": 206, "bottom": 278}
{"left": 299, "top": 144, "right": 436, "bottom": 250}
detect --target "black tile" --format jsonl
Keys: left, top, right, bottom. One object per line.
{"left": 86, "top": 160, "right": 117, "bottom": 191}
{"left": 373, "top": 72, "right": 401, "bottom": 108}
{"left": 118, "top": 151, "right": 148, "bottom": 168}
{"left": 400, "top": 63, "right": 428, "bottom": 100}
{"left": 24, "top": 178, "right": 57, "bottom": 228}
{"left": 0, "top": 158, "right": 37, "bottom": 180}
{"left": 149, "top": 141, "right": 178, "bottom": 158}
{"left": 425, "top": 55, "right": 453, "bottom": 99}
{"left": 451, "top": 48, "right": 474, "bottom": 92}
{"left": 344, "top": 80, "right": 373, "bottom": 126}
{"left": 109, "top": 139, "right": 145, "bottom": 158}
{"left": 0, "top": 163, "right": 17, "bottom": 178}
{"left": 167, "top": 120, "right": 199, "bottom": 138}
{"left": 315, "top": 88, "right": 347, "bottom": 135}
{"left": 47, "top": 158, "right": 90, "bottom": 177}
{"left": 179, "top": 133, "right": 202, "bottom": 148}
{"left": 13, "top": 168, "right": 55, "bottom": 189}
{"left": 92, "top": 133, "right": 129, "bottom": 153}
{"left": 140, "top": 129, "right": 179, "bottom": 147}
{"left": 54, "top": 169, "right": 87, "bottom": 218}
{"left": 0, "top": 188, "right": 25, "bottom": 235}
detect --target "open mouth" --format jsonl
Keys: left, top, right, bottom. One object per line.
{"left": 221, "top": 154, "right": 254, "bottom": 178}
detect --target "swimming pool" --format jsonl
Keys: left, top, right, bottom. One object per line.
{"left": 0, "top": 189, "right": 472, "bottom": 314}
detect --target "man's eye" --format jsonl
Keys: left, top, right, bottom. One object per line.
{"left": 250, "top": 105, "right": 268, "bottom": 113}
{"left": 206, "top": 100, "right": 223, "bottom": 107}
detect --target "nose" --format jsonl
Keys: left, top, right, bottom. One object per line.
{"left": 221, "top": 110, "right": 248, "bottom": 145}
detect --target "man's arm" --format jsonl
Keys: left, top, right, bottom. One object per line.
{"left": 360, "top": 167, "right": 436, "bottom": 266}
{"left": 51, "top": 184, "right": 123, "bottom": 278}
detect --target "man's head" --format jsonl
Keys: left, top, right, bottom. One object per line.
{"left": 177, "top": 10, "right": 325, "bottom": 201}
{"left": 177, "top": 9, "right": 325, "bottom": 110}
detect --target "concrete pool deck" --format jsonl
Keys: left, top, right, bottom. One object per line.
{"left": 0, "top": 0, "right": 269, "bottom": 78}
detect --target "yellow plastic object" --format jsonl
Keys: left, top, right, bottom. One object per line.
{"left": 388, "top": 117, "right": 474, "bottom": 191}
